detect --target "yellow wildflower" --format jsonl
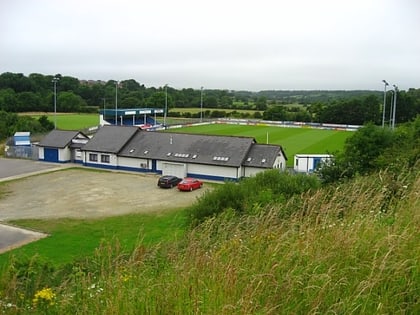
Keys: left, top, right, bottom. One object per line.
{"left": 33, "top": 287, "right": 56, "bottom": 306}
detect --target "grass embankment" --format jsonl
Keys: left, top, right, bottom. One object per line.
{"left": 0, "top": 168, "right": 418, "bottom": 314}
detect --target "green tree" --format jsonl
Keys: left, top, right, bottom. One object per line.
{"left": 121, "top": 96, "right": 140, "bottom": 108}
{"left": 16, "top": 92, "right": 41, "bottom": 112}
{"left": 255, "top": 96, "right": 268, "bottom": 110}
{"left": 57, "top": 91, "right": 87, "bottom": 112}
{"left": 38, "top": 115, "right": 54, "bottom": 131}
{"left": 263, "top": 105, "right": 287, "bottom": 121}
{"left": 0, "top": 88, "right": 18, "bottom": 112}
{"left": 317, "top": 123, "right": 396, "bottom": 183}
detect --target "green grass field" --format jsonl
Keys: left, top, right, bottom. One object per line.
{"left": 31, "top": 113, "right": 99, "bottom": 130}
{"left": 172, "top": 123, "right": 352, "bottom": 166}
{"left": 0, "top": 209, "right": 187, "bottom": 267}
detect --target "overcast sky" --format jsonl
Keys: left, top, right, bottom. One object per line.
{"left": 1, "top": 0, "right": 419, "bottom": 91}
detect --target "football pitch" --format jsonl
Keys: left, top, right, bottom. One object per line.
{"left": 172, "top": 123, "right": 352, "bottom": 166}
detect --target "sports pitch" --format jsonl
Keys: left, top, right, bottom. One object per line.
{"left": 172, "top": 123, "right": 352, "bottom": 166}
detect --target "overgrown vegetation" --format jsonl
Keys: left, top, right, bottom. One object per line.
{"left": 187, "top": 170, "right": 320, "bottom": 226}
{"left": 0, "top": 166, "right": 418, "bottom": 314}
{"left": 0, "top": 118, "right": 419, "bottom": 313}
{"left": 0, "top": 111, "right": 53, "bottom": 141}
{"left": 317, "top": 116, "right": 420, "bottom": 183}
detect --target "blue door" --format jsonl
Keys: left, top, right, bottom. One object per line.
{"left": 44, "top": 148, "right": 59, "bottom": 162}
{"left": 313, "top": 157, "right": 321, "bottom": 171}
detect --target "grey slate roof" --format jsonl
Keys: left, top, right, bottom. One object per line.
{"left": 119, "top": 131, "right": 256, "bottom": 167}
{"left": 38, "top": 130, "right": 86, "bottom": 148}
{"left": 81, "top": 125, "right": 139, "bottom": 154}
{"left": 242, "top": 144, "right": 284, "bottom": 168}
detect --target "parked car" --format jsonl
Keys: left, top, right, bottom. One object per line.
{"left": 177, "top": 178, "right": 203, "bottom": 191}
{"left": 157, "top": 175, "right": 182, "bottom": 188}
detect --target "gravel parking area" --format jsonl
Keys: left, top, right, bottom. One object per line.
{"left": 0, "top": 159, "right": 210, "bottom": 253}
{"left": 0, "top": 168, "right": 209, "bottom": 220}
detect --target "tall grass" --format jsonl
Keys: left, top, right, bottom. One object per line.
{"left": 1, "top": 167, "right": 418, "bottom": 314}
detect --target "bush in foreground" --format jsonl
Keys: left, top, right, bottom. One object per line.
{"left": 187, "top": 170, "right": 320, "bottom": 226}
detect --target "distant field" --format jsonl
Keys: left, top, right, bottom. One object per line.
{"left": 171, "top": 107, "right": 262, "bottom": 114}
{"left": 30, "top": 113, "right": 99, "bottom": 130}
{"left": 173, "top": 123, "right": 352, "bottom": 166}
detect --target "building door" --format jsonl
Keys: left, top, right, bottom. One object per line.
{"left": 313, "top": 157, "right": 321, "bottom": 171}
{"left": 162, "top": 162, "right": 186, "bottom": 178}
{"left": 44, "top": 148, "right": 59, "bottom": 162}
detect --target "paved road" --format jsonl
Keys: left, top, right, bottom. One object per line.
{"left": 0, "top": 158, "right": 60, "bottom": 254}
{"left": 0, "top": 157, "right": 65, "bottom": 182}
{"left": 0, "top": 223, "right": 46, "bottom": 254}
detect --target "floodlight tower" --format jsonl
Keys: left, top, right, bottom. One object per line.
{"left": 200, "top": 86, "right": 203, "bottom": 122}
{"left": 164, "top": 84, "right": 168, "bottom": 127}
{"left": 392, "top": 84, "right": 398, "bottom": 130}
{"left": 52, "top": 77, "right": 60, "bottom": 129}
{"left": 115, "top": 81, "right": 119, "bottom": 125}
{"left": 382, "top": 80, "right": 389, "bottom": 128}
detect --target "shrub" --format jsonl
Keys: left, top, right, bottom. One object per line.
{"left": 187, "top": 170, "right": 320, "bottom": 226}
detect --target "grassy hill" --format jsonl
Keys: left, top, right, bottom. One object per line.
{"left": 1, "top": 168, "right": 417, "bottom": 314}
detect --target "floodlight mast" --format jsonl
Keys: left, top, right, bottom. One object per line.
{"left": 115, "top": 81, "right": 119, "bottom": 125}
{"left": 52, "top": 77, "right": 59, "bottom": 129}
{"left": 164, "top": 84, "right": 168, "bottom": 128}
{"left": 200, "top": 86, "right": 203, "bottom": 123}
{"left": 392, "top": 85, "right": 398, "bottom": 130}
{"left": 382, "top": 80, "right": 389, "bottom": 128}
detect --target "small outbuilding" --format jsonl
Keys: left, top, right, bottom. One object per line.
{"left": 294, "top": 154, "right": 332, "bottom": 173}
{"left": 13, "top": 132, "right": 31, "bottom": 146}
{"left": 38, "top": 130, "right": 89, "bottom": 163}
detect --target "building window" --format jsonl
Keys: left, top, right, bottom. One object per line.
{"left": 101, "top": 155, "right": 110, "bottom": 163}
{"left": 89, "top": 153, "right": 98, "bottom": 162}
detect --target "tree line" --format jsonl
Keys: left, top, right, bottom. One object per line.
{"left": 0, "top": 72, "right": 419, "bottom": 127}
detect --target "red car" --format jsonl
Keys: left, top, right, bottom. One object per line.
{"left": 177, "top": 178, "right": 203, "bottom": 191}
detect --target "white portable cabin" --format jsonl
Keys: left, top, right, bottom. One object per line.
{"left": 294, "top": 154, "right": 332, "bottom": 173}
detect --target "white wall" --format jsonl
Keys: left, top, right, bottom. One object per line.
{"left": 38, "top": 146, "right": 44, "bottom": 160}
{"left": 187, "top": 163, "right": 239, "bottom": 179}
{"left": 118, "top": 156, "right": 150, "bottom": 170}
{"left": 58, "top": 148, "right": 71, "bottom": 162}
{"left": 294, "top": 155, "right": 332, "bottom": 173}
{"left": 243, "top": 167, "right": 265, "bottom": 177}
{"left": 83, "top": 151, "right": 118, "bottom": 167}
{"left": 274, "top": 155, "right": 286, "bottom": 170}
{"left": 161, "top": 162, "right": 187, "bottom": 178}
